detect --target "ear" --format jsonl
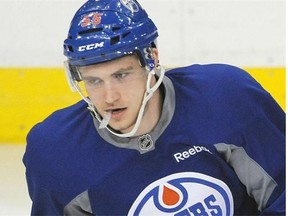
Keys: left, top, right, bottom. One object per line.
{"left": 151, "top": 48, "right": 159, "bottom": 67}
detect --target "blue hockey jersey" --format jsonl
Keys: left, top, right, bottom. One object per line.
{"left": 23, "top": 64, "right": 285, "bottom": 215}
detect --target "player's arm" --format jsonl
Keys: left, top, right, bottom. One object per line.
{"left": 214, "top": 69, "right": 285, "bottom": 214}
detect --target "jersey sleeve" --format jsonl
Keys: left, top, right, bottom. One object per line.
{"left": 24, "top": 175, "right": 62, "bottom": 215}
{"left": 23, "top": 101, "right": 91, "bottom": 215}
{"left": 213, "top": 66, "right": 285, "bottom": 214}
{"left": 23, "top": 124, "right": 64, "bottom": 215}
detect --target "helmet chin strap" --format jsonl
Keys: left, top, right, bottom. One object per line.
{"left": 69, "top": 65, "right": 165, "bottom": 138}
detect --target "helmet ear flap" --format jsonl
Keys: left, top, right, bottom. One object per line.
{"left": 134, "top": 45, "right": 157, "bottom": 71}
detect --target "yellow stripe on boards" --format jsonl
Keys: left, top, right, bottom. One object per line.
{"left": 0, "top": 68, "right": 80, "bottom": 144}
{"left": 244, "top": 67, "right": 285, "bottom": 111}
{"left": 0, "top": 67, "right": 285, "bottom": 144}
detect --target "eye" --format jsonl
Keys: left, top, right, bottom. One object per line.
{"left": 84, "top": 78, "right": 103, "bottom": 87}
{"left": 113, "top": 72, "right": 128, "bottom": 80}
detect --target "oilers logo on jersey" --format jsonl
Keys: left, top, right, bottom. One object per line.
{"left": 128, "top": 172, "right": 234, "bottom": 215}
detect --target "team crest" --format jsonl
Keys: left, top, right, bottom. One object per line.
{"left": 120, "top": 0, "right": 139, "bottom": 12}
{"left": 128, "top": 172, "right": 234, "bottom": 215}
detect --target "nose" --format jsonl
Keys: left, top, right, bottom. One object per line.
{"left": 104, "top": 82, "right": 120, "bottom": 104}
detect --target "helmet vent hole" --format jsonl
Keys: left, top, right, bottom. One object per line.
{"left": 68, "top": 45, "right": 74, "bottom": 52}
{"left": 122, "top": 32, "right": 131, "bottom": 38}
{"left": 112, "top": 26, "right": 121, "bottom": 32}
{"left": 79, "top": 28, "right": 103, "bottom": 36}
{"left": 111, "top": 36, "right": 120, "bottom": 45}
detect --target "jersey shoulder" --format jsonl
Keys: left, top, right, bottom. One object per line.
{"left": 166, "top": 63, "right": 271, "bottom": 104}
{"left": 165, "top": 63, "right": 283, "bottom": 131}
{"left": 27, "top": 100, "right": 90, "bottom": 141}
{"left": 166, "top": 63, "right": 258, "bottom": 87}
{"left": 24, "top": 100, "right": 94, "bottom": 162}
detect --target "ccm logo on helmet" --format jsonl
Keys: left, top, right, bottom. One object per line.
{"left": 78, "top": 42, "right": 104, "bottom": 52}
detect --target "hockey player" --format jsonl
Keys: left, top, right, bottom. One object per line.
{"left": 23, "top": 0, "right": 285, "bottom": 215}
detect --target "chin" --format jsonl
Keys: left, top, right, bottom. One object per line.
{"left": 109, "top": 122, "right": 135, "bottom": 134}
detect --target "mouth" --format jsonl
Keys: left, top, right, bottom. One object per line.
{"left": 105, "top": 107, "right": 127, "bottom": 119}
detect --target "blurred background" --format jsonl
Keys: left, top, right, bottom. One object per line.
{"left": 0, "top": 0, "right": 285, "bottom": 215}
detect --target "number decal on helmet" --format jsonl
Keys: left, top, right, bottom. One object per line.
{"left": 80, "top": 13, "right": 103, "bottom": 27}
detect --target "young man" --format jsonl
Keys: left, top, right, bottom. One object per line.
{"left": 23, "top": 0, "right": 285, "bottom": 215}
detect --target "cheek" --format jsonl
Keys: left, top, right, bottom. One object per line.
{"left": 85, "top": 88, "right": 103, "bottom": 106}
{"left": 127, "top": 82, "right": 147, "bottom": 107}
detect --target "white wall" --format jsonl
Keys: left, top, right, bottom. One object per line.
{"left": 0, "top": 0, "right": 285, "bottom": 67}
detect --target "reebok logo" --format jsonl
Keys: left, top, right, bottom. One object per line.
{"left": 174, "top": 145, "right": 212, "bottom": 163}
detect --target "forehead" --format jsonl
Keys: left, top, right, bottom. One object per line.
{"left": 78, "top": 54, "right": 141, "bottom": 75}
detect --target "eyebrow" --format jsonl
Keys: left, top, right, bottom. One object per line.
{"left": 113, "top": 66, "right": 134, "bottom": 74}
{"left": 81, "top": 65, "right": 135, "bottom": 79}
